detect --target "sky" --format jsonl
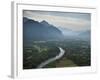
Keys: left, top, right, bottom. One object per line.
{"left": 23, "top": 10, "right": 91, "bottom": 31}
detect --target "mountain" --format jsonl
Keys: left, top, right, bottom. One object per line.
{"left": 23, "top": 17, "right": 63, "bottom": 44}
{"left": 40, "top": 20, "right": 50, "bottom": 26}
{"left": 58, "top": 27, "right": 90, "bottom": 41}
{"left": 58, "top": 27, "right": 79, "bottom": 36}
{"left": 79, "top": 30, "right": 90, "bottom": 36}
{"left": 23, "top": 17, "right": 29, "bottom": 23}
{"left": 78, "top": 30, "right": 90, "bottom": 40}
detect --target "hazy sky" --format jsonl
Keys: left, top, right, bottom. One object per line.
{"left": 23, "top": 10, "right": 91, "bottom": 31}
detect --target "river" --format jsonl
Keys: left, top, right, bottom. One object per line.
{"left": 37, "top": 47, "right": 65, "bottom": 68}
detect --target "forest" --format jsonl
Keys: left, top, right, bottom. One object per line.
{"left": 23, "top": 39, "right": 90, "bottom": 69}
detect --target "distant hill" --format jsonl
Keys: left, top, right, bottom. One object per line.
{"left": 58, "top": 27, "right": 90, "bottom": 41}
{"left": 78, "top": 30, "right": 91, "bottom": 40}
{"left": 23, "top": 17, "right": 63, "bottom": 44}
{"left": 58, "top": 27, "right": 79, "bottom": 36}
{"left": 79, "top": 30, "right": 90, "bottom": 36}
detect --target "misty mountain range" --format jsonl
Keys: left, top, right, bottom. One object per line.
{"left": 23, "top": 17, "right": 90, "bottom": 44}
{"left": 23, "top": 17, "right": 63, "bottom": 43}
{"left": 58, "top": 27, "right": 90, "bottom": 38}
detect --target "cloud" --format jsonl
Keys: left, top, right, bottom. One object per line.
{"left": 23, "top": 10, "right": 91, "bottom": 31}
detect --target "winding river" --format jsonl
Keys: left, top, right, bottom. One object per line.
{"left": 37, "top": 47, "right": 65, "bottom": 68}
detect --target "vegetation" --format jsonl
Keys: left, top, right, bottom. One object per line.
{"left": 23, "top": 43, "right": 59, "bottom": 69}
{"left": 23, "top": 39, "right": 91, "bottom": 69}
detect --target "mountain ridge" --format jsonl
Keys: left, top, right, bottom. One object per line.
{"left": 23, "top": 17, "right": 63, "bottom": 45}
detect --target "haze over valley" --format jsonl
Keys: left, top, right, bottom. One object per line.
{"left": 23, "top": 10, "right": 91, "bottom": 69}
